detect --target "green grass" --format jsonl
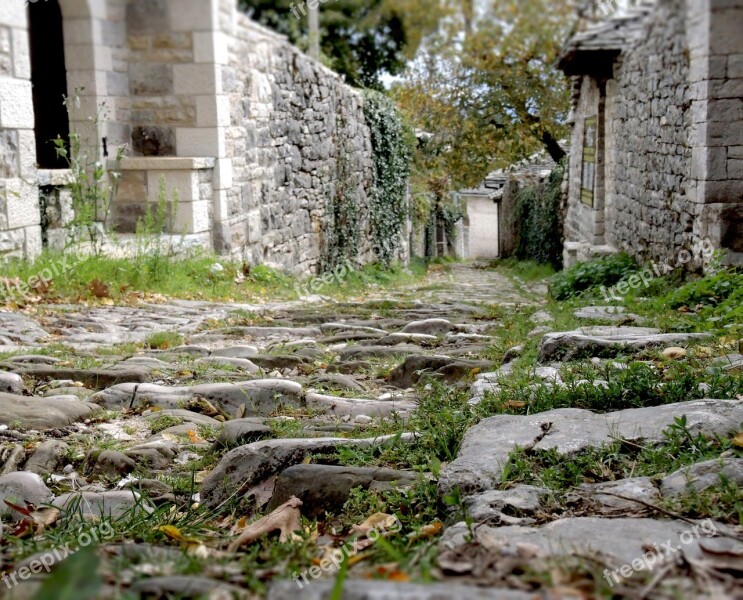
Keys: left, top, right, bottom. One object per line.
{"left": 0, "top": 251, "right": 430, "bottom": 306}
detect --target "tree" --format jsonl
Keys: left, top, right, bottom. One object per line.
{"left": 395, "top": 0, "right": 576, "bottom": 188}
{"left": 239, "top": 0, "right": 443, "bottom": 89}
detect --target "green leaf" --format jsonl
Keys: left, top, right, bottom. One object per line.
{"left": 33, "top": 545, "right": 102, "bottom": 600}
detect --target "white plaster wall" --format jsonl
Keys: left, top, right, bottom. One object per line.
{"left": 466, "top": 197, "right": 499, "bottom": 259}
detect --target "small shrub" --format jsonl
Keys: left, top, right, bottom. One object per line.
{"left": 549, "top": 253, "right": 638, "bottom": 300}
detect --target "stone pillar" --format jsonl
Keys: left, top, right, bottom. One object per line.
{"left": 687, "top": 0, "right": 743, "bottom": 262}
{"left": 0, "top": 1, "right": 41, "bottom": 258}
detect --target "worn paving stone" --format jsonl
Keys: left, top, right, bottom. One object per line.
{"left": 53, "top": 490, "right": 154, "bottom": 519}
{"left": 661, "top": 457, "right": 743, "bottom": 498}
{"left": 439, "top": 399, "right": 743, "bottom": 496}
{"left": 538, "top": 326, "right": 711, "bottom": 362}
{"left": 0, "top": 472, "right": 53, "bottom": 519}
{"left": 201, "top": 433, "right": 414, "bottom": 507}
{"left": 91, "top": 379, "right": 304, "bottom": 415}
{"left": 463, "top": 485, "right": 549, "bottom": 524}
{"left": 268, "top": 464, "right": 418, "bottom": 517}
{"left": 0, "top": 393, "right": 99, "bottom": 429}
{"left": 305, "top": 393, "right": 416, "bottom": 418}
{"left": 440, "top": 517, "right": 740, "bottom": 570}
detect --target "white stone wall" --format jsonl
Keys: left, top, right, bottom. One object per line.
{"left": 464, "top": 196, "right": 500, "bottom": 259}
{"left": 0, "top": 2, "right": 41, "bottom": 258}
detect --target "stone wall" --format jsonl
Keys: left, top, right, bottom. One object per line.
{"left": 607, "top": 0, "right": 692, "bottom": 261}
{"left": 562, "top": 0, "right": 743, "bottom": 268}
{"left": 219, "top": 7, "right": 375, "bottom": 272}
{"left": 0, "top": 3, "right": 41, "bottom": 258}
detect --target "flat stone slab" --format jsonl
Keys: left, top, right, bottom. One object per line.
{"left": 439, "top": 399, "right": 743, "bottom": 497}
{"left": 3, "top": 365, "right": 152, "bottom": 388}
{"left": 201, "top": 433, "right": 414, "bottom": 507}
{"left": 268, "top": 464, "right": 418, "bottom": 517}
{"left": 0, "top": 472, "right": 53, "bottom": 519}
{"left": 389, "top": 355, "right": 494, "bottom": 388}
{"left": 661, "top": 458, "right": 743, "bottom": 498}
{"left": 463, "top": 485, "right": 549, "bottom": 524}
{"left": 268, "top": 580, "right": 538, "bottom": 600}
{"left": 54, "top": 491, "right": 153, "bottom": 519}
{"left": 305, "top": 393, "right": 416, "bottom": 418}
{"left": 574, "top": 306, "right": 642, "bottom": 322}
{"left": 440, "top": 517, "right": 740, "bottom": 573}
{"left": 0, "top": 393, "right": 99, "bottom": 429}
{"left": 91, "top": 379, "right": 304, "bottom": 416}
{"left": 538, "top": 326, "right": 711, "bottom": 362}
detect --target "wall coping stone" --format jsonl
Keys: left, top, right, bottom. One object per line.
{"left": 37, "top": 169, "right": 73, "bottom": 187}
{"left": 113, "top": 157, "right": 216, "bottom": 171}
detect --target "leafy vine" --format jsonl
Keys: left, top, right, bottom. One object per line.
{"left": 363, "top": 90, "right": 413, "bottom": 266}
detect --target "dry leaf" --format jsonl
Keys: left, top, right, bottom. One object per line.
{"left": 732, "top": 432, "right": 743, "bottom": 449}
{"left": 351, "top": 513, "right": 399, "bottom": 536}
{"left": 663, "top": 347, "right": 687, "bottom": 360}
{"left": 228, "top": 496, "right": 303, "bottom": 552}
{"left": 408, "top": 521, "right": 443, "bottom": 541}
{"left": 156, "top": 525, "right": 200, "bottom": 545}
{"left": 90, "top": 278, "right": 111, "bottom": 299}
{"left": 502, "top": 400, "right": 527, "bottom": 410}
{"left": 187, "top": 430, "right": 205, "bottom": 444}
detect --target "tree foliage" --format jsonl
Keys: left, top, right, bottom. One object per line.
{"left": 239, "top": 0, "right": 443, "bottom": 89}
{"left": 395, "top": 0, "right": 576, "bottom": 188}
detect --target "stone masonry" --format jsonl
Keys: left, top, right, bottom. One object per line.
{"left": 560, "top": 0, "right": 743, "bottom": 268}
{"left": 0, "top": 0, "right": 386, "bottom": 273}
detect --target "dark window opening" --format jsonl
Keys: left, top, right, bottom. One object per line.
{"left": 29, "top": 0, "right": 70, "bottom": 169}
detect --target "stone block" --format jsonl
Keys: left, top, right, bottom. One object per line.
{"left": 174, "top": 199, "right": 210, "bottom": 233}
{"left": 62, "top": 18, "right": 100, "bottom": 46}
{"left": 126, "top": 0, "right": 169, "bottom": 35}
{"left": 728, "top": 158, "right": 743, "bottom": 179}
{"left": 116, "top": 170, "right": 147, "bottom": 203}
{"left": 193, "top": 31, "right": 228, "bottom": 64}
{"left": 146, "top": 169, "right": 199, "bottom": 202}
{"left": 106, "top": 71, "right": 129, "bottom": 97}
{"left": 175, "top": 127, "right": 224, "bottom": 157}
{"left": 0, "top": 3, "right": 27, "bottom": 29}
{"left": 0, "top": 79, "right": 33, "bottom": 129}
{"left": 729, "top": 54, "right": 743, "bottom": 78}
{"left": 173, "top": 64, "right": 220, "bottom": 95}
{"left": 4, "top": 179, "right": 40, "bottom": 229}
{"left": 17, "top": 129, "right": 36, "bottom": 178}
{"left": 708, "top": 99, "right": 743, "bottom": 122}
{"left": 10, "top": 27, "right": 30, "bottom": 80}
{"left": 0, "top": 129, "right": 19, "bottom": 178}
{"left": 129, "top": 63, "right": 172, "bottom": 95}
{"left": 213, "top": 158, "right": 232, "bottom": 189}
{"left": 709, "top": 10, "right": 743, "bottom": 54}
{"left": 167, "top": 0, "right": 218, "bottom": 32}
{"left": 707, "top": 120, "right": 743, "bottom": 145}
{"left": 132, "top": 126, "right": 175, "bottom": 157}
{"left": 700, "top": 179, "right": 743, "bottom": 203}
{"left": 195, "top": 94, "right": 230, "bottom": 127}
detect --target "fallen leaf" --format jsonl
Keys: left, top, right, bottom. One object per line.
{"left": 502, "top": 400, "right": 527, "bottom": 410}
{"left": 156, "top": 525, "right": 200, "bottom": 545}
{"left": 90, "top": 278, "right": 110, "bottom": 299}
{"left": 408, "top": 521, "right": 443, "bottom": 541}
{"left": 662, "top": 347, "right": 687, "bottom": 360}
{"left": 187, "top": 430, "right": 205, "bottom": 443}
{"left": 351, "top": 513, "right": 399, "bottom": 536}
{"left": 228, "top": 496, "right": 303, "bottom": 551}
{"left": 732, "top": 432, "right": 743, "bottom": 449}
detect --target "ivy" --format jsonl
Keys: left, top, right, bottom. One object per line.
{"left": 363, "top": 90, "right": 413, "bottom": 266}
{"left": 321, "top": 112, "right": 360, "bottom": 272}
{"left": 513, "top": 161, "right": 565, "bottom": 269}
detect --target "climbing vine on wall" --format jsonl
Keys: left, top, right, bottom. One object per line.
{"left": 321, "top": 112, "right": 360, "bottom": 273}
{"left": 363, "top": 90, "right": 413, "bottom": 266}
{"left": 513, "top": 161, "right": 565, "bottom": 269}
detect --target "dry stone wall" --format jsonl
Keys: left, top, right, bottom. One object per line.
{"left": 607, "top": 0, "right": 692, "bottom": 261}
{"left": 220, "top": 10, "right": 376, "bottom": 273}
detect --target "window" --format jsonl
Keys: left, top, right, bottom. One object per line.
{"left": 581, "top": 116, "right": 597, "bottom": 206}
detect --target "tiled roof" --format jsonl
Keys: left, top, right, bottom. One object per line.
{"left": 559, "top": 1, "right": 656, "bottom": 75}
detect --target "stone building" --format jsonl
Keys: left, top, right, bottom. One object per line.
{"left": 559, "top": 0, "right": 743, "bottom": 268}
{"left": 0, "top": 0, "right": 386, "bottom": 273}
{"left": 457, "top": 155, "right": 555, "bottom": 260}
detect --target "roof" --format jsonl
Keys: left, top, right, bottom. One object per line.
{"left": 558, "top": 1, "right": 656, "bottom": 76}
